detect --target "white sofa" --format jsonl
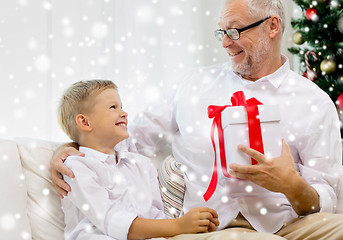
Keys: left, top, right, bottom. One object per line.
{"left": 1, "top": 138, "right": 343, "bottom": 240}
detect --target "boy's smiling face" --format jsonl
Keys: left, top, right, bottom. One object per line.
{"left": 86, "top": 88, "right": 129, "bottom": 149}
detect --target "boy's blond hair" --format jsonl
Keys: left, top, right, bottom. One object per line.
{"left": 57, "top": 80, "right": 118, "bottom": 142}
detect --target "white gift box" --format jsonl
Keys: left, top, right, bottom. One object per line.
{"left": 215, "top": 105, "right": 282, "bottom": 169}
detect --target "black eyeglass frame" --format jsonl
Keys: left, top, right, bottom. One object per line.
{"left": 214, "top": 16, "right": 271, "bottom": 41}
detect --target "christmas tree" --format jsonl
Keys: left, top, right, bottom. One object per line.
{"left": 288, "top": 0, "right": 343, "bottom": 110}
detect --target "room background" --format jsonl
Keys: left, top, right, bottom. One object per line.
{"left": 0, "top": 0, "right": 295, "bottom": 142}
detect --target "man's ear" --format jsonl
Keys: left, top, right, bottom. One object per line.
{"left": 269, "top": 16, "right": 280, "bottom": 39}
{"left": 75, "top": 114, "right": 92, "bottom": 132}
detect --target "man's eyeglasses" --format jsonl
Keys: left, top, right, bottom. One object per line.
{"left": 214, "top": 16, "right": 271, "bottom": 41}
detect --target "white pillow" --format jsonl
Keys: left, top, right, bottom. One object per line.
{"left": 0, "top": 139, "right": 32, "bottom": 239}
{"left": 15, "top": 138, "right": 64, "bottom": 240}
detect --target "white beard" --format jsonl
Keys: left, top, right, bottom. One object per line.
{"left": 232, "top": 32, "right": 271, "bottom": 78}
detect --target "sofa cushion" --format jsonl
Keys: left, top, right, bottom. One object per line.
{"left": 15, "top": 138, "right": 64, "bottom": 240}
{"left": 0, "top": 139, "right": 32, "bottom": 239}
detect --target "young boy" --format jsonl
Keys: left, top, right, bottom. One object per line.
{"left": 57, "top": 80, "right": 219, "bottom": 240}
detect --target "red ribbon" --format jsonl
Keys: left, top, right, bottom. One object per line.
{"left": 203, "top": 91, "right": 264, "bottom": 202}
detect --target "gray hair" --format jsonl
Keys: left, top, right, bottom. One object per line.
{"left": 225, "top": 0, "right": 285, "bottom": 34}
{"left": 246, "top": 0, "right": 285, "bottom": 34}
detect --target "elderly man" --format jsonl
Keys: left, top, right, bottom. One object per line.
{"left": 51, "top": 0, "right": 343, "bottom": 239}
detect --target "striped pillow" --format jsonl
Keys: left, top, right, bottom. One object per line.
{"left": 158, "top": 155, "right": 185, "bottom": 218}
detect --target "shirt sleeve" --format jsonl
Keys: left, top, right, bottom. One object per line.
{"left": 64, "top": 157, "right": 137, "bottom": 240}
{"left": 298, "top": 101, "right": 342, "bottom": 213}
{"left": 147, "top": 158, "right": 166, "bottom": 219}
{"left": 129, "top": 70, "right": 196, "bottom": 157}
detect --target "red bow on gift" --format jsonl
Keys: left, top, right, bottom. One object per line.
{"left": 203, "top": 91, "right": 264, "bottom": 202}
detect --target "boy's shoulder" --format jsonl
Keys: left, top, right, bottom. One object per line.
{"left": 118, "top": 150, "right": 149, "bottom": 162}
{"left": 64, "top": 155, "right": 88, "bottom": 168}
{"left": 118, "top": 151, "right": 155, "bottom": 169}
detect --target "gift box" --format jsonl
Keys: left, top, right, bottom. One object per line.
{"left": 203, "top": 91, "right": 282, "bottom": 201}
{"left": 219, "top": 104, "right": 282, "bottom": 166}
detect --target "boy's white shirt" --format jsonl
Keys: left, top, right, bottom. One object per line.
{"left": 62, "top": 146, "right": 166, "bottom": 240}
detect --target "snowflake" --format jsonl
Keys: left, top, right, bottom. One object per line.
{"left": 245, "top": 185, "right": 253, "bottom": 193}
{"left": 1, "top": 213, "right": 16, "bottom": 230}
{"left": 42, "top": 188, "right": 50, "bottom": 196}
{"left": 91, "top": 22, "right": 108, "bottom": 39}
{"left": 221, "top": 196, "right": 229, "bottom": 203}
{"left": 34, "top": 54, "right": 51, "bottom": 72}
{"left": 260, "top": 208, "right": 267, "bottom": 215}
{"left": 82, "top": 204, "right": 90, "bottom": 211}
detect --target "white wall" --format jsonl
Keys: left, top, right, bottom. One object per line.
{"left": 0, "top": 0, "right": 295, "bottom": 142}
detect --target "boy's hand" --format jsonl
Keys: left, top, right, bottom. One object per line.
{"left": 49, "top": 143, "right": 84, "bottom": 198}
{"left": 178, "top": 207, "right": 219, "bottom": 234}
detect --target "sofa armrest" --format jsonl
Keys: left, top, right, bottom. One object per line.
{"left": 0, "top": 139, "right": 32, "bottom": 239}
{"left": 15, "top": 138, "right": 64, "bottom": 240}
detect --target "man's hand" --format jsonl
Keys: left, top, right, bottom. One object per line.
{"left": 230, "top": 139, "right": 319, "bottom": 215}
{"left": 49, "top": 143, "right": 84, "bottom": 198}
{"left": 178, "top": 207, "right": 219, "bottom": 233}
{"left": 229, "top": 139, "right": 299, "bottom": 194}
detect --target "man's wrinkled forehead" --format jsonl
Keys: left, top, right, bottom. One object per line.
{"left": 218, "top": 8, "right": 236, "bottom": 28}
{"left": 218, "top": 0, "right": 247, "bottom": 29}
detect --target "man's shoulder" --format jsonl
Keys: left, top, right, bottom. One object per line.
{"left": 287, "top": 69, "right": 333, "bottom": 103}
{"left": 189, "top": 61, "right": 232, "bottom": 75}
{"left": 175, "top": 61, "right": 232, "bottom": 92}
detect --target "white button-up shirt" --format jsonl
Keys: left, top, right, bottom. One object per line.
{"left": 62, "top": 146, "right": 165, "bottom": 240}
{"left": 130, "top": 56, "right": 342, "bottom": 233}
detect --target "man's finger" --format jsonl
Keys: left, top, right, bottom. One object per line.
{"left": 52, "top": 182, "right": 68, "bottom": 199}
{"left": 229, "top": 163, "right": 259, "bottom": 174}
{"left": 54, "top": 176, "right": 71, "bottom": 192}
{"left": 64, "top": 147, "right": 85, "bottom": 157}
{"left": 58, "top": 148, "right": 85, "bottom": 162}
{"left": 237, "top": 144, "right": 265, "bottom": 163}
{"left": 54, "top": 161, "right": 75, "bottom": 178}
{"left": 229, "top": 170, "right": 256, "bottom": 181}
{"left": 281, "top": 139, "right": 291, "bottom": 157}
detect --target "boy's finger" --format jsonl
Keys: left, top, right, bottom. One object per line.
{"left": 198, "top": 207, "right": 218, "bottom": 219}
{"left": 209, "top": 208, "right": 218, "bottom": 218}
{"left": 208, "top": 222, "right": 217, "bottom": 232}
{"left": 199, "top": 212, "right": 213, "bottom": 221}
{"left": 211, "top": 217, "right": 220, "bottom": 226}
{"left": 197, "top": 226, "right": 209, "bottom": 233}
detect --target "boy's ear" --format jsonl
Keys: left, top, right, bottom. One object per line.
{"left": 75, "top": 114, "right": 92, "bottom": 132}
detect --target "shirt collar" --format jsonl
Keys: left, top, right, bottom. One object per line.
{"left": 79, "top": 146, "right": 117, "bottom": 163}
{"left": 233, "top": 55, "right": 290, "bottom": 89}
